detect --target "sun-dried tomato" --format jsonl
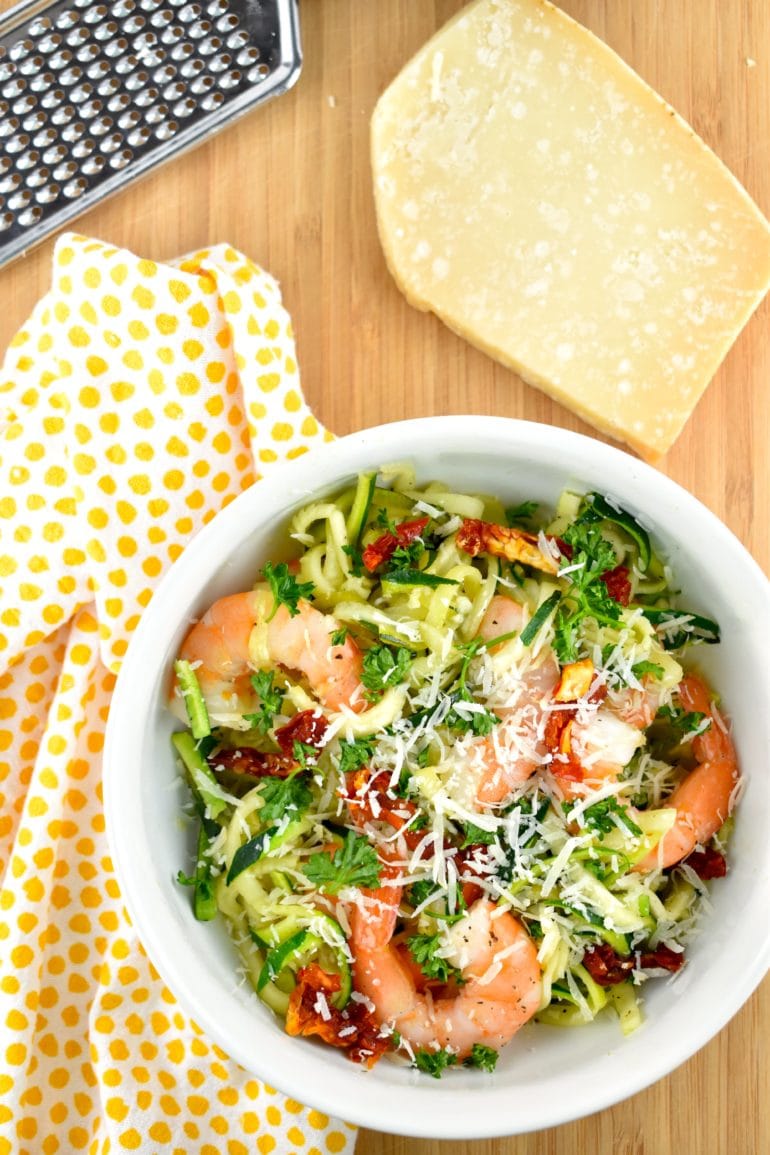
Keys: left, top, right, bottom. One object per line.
{"left": 361, "top": 517, "right": 429, "bottom": 572}
{"left": 543, "top": 712, "right": 584, "bottom": 781}
{"left": 600, "top": 564, "right": 632, "bottom": 606}
{"left": 344, "top": 770, "right": 427, "bottom": 851}
{"left": 275, "top": 710, "right": 329, "bottom": 756}
{"left": 683, "top": 847, "right": 727, "bottom": 880}
{"left": 638, "top": 944, "right": 685, "bottom": 973}
{"left": 582, "top": 943, "right": 635, "bottom": 987}
{"left": 285, "top": 964, "right": 391, "bottom": 1067}
{"left": 456, "top": 518, "right": 559, "bottom": 575}
{"left": 207, "top": 748, "right": 295, "bottom": 779}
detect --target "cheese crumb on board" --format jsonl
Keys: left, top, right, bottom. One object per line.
{"left": 371, "top": 0, "right": 770, "bottom": 460}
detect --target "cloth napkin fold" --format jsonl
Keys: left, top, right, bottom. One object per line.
{"left": 0, "top": 234, "right": 357, "bottom": 1155}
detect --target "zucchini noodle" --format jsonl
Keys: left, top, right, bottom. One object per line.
{"left": 169, "top": 470, "right": 739, "bottom": 1075}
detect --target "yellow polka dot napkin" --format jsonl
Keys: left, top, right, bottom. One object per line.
{"left": 0, "top": 234, "right": 357, "bottom": 1155}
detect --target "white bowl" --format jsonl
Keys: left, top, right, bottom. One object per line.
{"left": 104, "top": 416, "right": 770, "bottom": 1139}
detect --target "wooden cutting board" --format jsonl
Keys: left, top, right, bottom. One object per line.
{"left": 0, "top": 2, "right": 767, "bottom": 1153}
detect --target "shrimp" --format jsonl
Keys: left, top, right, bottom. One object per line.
{"left": 474, "top": 595, "right": 558, "bottom": 804}
{"left": 176, "top": 586, "right": 364, "bottom": 721}
{"left": 636, "top": 673, "right": 740, "bottom": 872}
{"left": 350, "top": 881, "right": 542, "bottom": 1058}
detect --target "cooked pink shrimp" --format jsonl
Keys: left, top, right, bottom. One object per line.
{"left": 176, "top": 587, "right": 364, "bottom": 717}
{"left": 475, "top": 596, "right": 559, "bottom": 803}
{"left": 350, "top": 882, "right": 542, "bottom": 1058}
{"left": 636, "top": 673, "right": 740, "bottom": 872}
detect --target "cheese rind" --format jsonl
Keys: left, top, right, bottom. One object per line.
{"left": 371, "top": 0, "right": 770, "bottom": 460}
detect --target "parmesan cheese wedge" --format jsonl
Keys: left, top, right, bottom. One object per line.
{"left": 371, "top": 0, "right": 770, "bottom": 460}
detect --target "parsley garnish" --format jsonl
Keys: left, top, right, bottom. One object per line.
{"left": 460, "top": 821, "right": 497, "bottom": 848}
{"left": 631, "top": 660, "right": 665, "bottom": 680}
{"left": 444, "top": 637, "right": 501, "bottom": 736}
{"left": 414, "top": 1049, "right": 458, "bottom": 1079}
{"left": 360, "top": 644, "right": 412, "bottom": 701}
{"left": 304, "top": 830, "right": 381, "bottom": 894}
{"left": 244, "top": 670, "right": 284, "bottom": 734}
{"left": 571, "top": 797, "right": 643, "bottom": 839}
{"left": 408, "top": 879, "right": 439, "bottom": 908}
{"left": 338, "top": 735, "right": 376, "bottom": 775}
{"left": 407, "top": 935, "right": 463, "bottom": 984}
{"left": 258, "top": 775, "right": 313, "bottom": 825}
{"left": 341, "top": 543, "right": 365, "bottom": 576}
{"left": 656, "top": 704, "right": 711, "bottom": 739}
{"left": 292, "top": 740, "right": 317, "bottom": 769}
{"left": 552, "top": 523, "right": 622, "bottom": 662}
{"left": 329, "top": 626, "right": 348, "bottom": 647}
{"left": 261, "top": 561, "right": 315, "bottom": 621}
{"left": 465, "top": 1044, "right": 498, "bottom": 1072}
{"left": 375, "top": 507, "right": 396, "bottom": 532}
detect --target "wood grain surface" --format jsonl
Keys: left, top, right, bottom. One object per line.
{"left": 1, "top": 2, "right": 767, "bottom": 1153}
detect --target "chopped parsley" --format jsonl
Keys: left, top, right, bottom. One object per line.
{"left": 329, "top": 626, "right": 349, "bottom": 647}
{"left": 460, "top": 821, "right": 497, "bottom": 848}
{"left": 261, "top": 561, "right": 315, "bottom": 621}
{"left": 570, "top": 796, "right": 643, "bottom": 839}
{"left": 656, "top": 704, "right": 712, "bottom": 739}
{"left": 304, "top": 830, "right": 381, "bottom": 894}
{"left": 360, "top": 644, "right": 412, "bottom": 701}
{"left": 464, "top": 1043, "right": 498, "bottom": 1072}
{"left": 258, "top": 775, "right": 313, "bottom": 826}
{"left": 552, "top": 522, "right": 622, "bottom": 661}
{"left": 506, "top": 500, "right": 539, "bottom": 529}
{"left": 338, "top": 734, "right": 376, "bottom": 775}
{"left": 292, "top": 740, "right": 317, "bottom": 769}
{"left": 414, "top": 1048, "right": 458, "bottom": 1079}
{"left": 244, "top": 670, "right": 284, "bottom": 734}
{"left": 407, "top": 934, "right": 463, "bottom": 984}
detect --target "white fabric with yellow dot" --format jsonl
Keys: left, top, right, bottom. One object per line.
{"left": 0, "top": 234, "right": 356, "bottom": 1155}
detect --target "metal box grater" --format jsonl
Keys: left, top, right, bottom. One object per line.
{"left": 0, "top": 0, "right": 302, "bottom": 268}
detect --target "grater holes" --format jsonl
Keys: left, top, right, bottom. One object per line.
{"left": 109, "top": 147, "right": 133, "bottom": 169}
{"left": 97, "top": 76, "right": 121, "bottom": 97}
{"left": 30, "top": 71, "right": 56, "bottom": 93}
{"left": 60, "top": 64, "right": 82, "bottom": 85}
{"left": 215, "top": 14, "right": 239, "bottom": 33}
{"left": 162, "top": 80, "right": 185, "bottom": 100}
{"left": 99, "top": 132, "right": 122, "bottom": 153}
{"left": 5, "top": 132, "right": 28, "bottom": 152}
{"left": 0, "top": 62, "right": 14, "bottom": 82}
{"left": 188, "top": 74, "right": 213, "bottom": 95}
{"left": 0, "top": 213, "right": 14, "bottom": 233}
{"left": 38, "top": 32, "right": 63, "bottom": 53}
{"left": 124, "top": 68, "right": 149, "bottom": 92}
{"left": 82, "top": 154, "right": 105, "bottom": 175}
{"left": 19, "top": 205, "right": 44, "bottom": 227}
{"left": 112, "top": 1, "right": 137, "bottom": 14}
{"left": 104, "top": 37, "right": 130, "bottom": 59}
{"left": 19, "top": 54, "right": 47, "bottom": 76}
{"left": 188, "top": 20, "right": 211, "bottom": 40}
{"left": 36, "top": 183, "right": 61, "bottom": 204}
{"left": 171, "top": 42, "right": 196, "bottom": 63}
{"left": 107, "top": 91, "right": 132, "bottom": 112}
{"left": 34, "top": 127, "right": 58, "bottom": 149}
{"left": 91, "top": 116, "right": 114, "bottom": 137}
{"left": 54, "top": 159, "right": 78, "bottom": 178}
{"left": 226, "top": 31, "right": 249, "bottom": 50}
{"left": 160, "top": 25, "right": 184, "bottom": 47}
{"left": 124, "top": 16, "right": 146, "bottom": 35}
{"left": 86, "top": 59, "right": 111, "bottom": 80}
{"left": 208, "top": 53, "right": 232, "bottom": 74}
{"left": 10, "top": 38, "right": 34, "bottom": 61}
{"left": 80, "top": 98, "right": 103, "bottom": 118}
{"left": 127, "top": 125, "right": 150, "bottom": 147}
{"left": 178, "top": 5, "right": 202, "bottom": 21}
{"left": 206, "top": 1, "right": 230, "bottom": 15}
{"left": 28, "top": 17, "right": 53, "bottom": 37}
{"left": 13, "top": 94, "right": 36, "bottom": 115}
{"left": 41, "top": 87, "right": 66, "bottom": 109}
{"left": 51, "top": 103, "right": 76, "bottom": 126}
{"left": 200, "top": 90, "right": 223, "bottom": 111}
{"left": 248, "top": 63, "right": 270, "bottom": 82}
{"left": 150, "top": 9, "right": 175, "bottom": 28}
{"left": 155, "top": 119, "right": 177, "bottom": 140}
{"left": 50, "top": 49, "right": 73, "bottom": 69}
{"left": 55, "top": 11, "right": 80, "bottom": 31}
{"left": 61, "top": 121, "right": 86, "bottom": 142}
{"left": 93, "top": 21, "right": 119, "bottom": 43}
{"left": 117, "top": 108, "right": 140, "bottom": 129}
{"left": 172, "top": 96, "right": 196, "bottom": 118}
{"left": 134, "top": 31, "right": 158, "bottom": 51}
{"left": 63, "top": 177, "right": 87, "bottom": 199}
{"left": 236, "top": 47, "right": 259, "bottom": 67}
{"left": 16, "top": 150, "right": 40, "bottom": 172}
{"left": 133, "top": 87, "right": 158, "bottom": 108}
{"left": 83, "top": 5, "right": 109, "bottom": 24}
{"left": 153, "top": 63, "right": 176, "bottom": 82}
{"left": 65, "top": 26, "right": 89, "bottom": 47}
{"left": 5, "top": 77, "right": 26, "bottom": 98}
{"left": 70, "top": 140, "right": 94, "bottom": 160}
{"left": 25, "top": 166, "right": 49, "bottom": 188}
{"left": 217, "top": 69, "right": 241, "bottom": 90}
{"left": 8, "top": 189, "right": 32, "bottom": 210}
{"left": 76, "top": 43, "right": 100, "bottom": 63}
{"left": 42, "top": 143, "right": 67, "bottom": 163}
{"left": 144, "top": 103, "right": 167, "bottom": 125}
{"left": 70, "top": 81, "right": 94, "bottom": 102}
{"left": 22, "top": 110, "right": 46, "bottom": 131}
{"left": 0, "top": 172, "right": 21, "bottom": 193}
{"left": 198, "top": 34, "right": 221, "bottom": 57}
